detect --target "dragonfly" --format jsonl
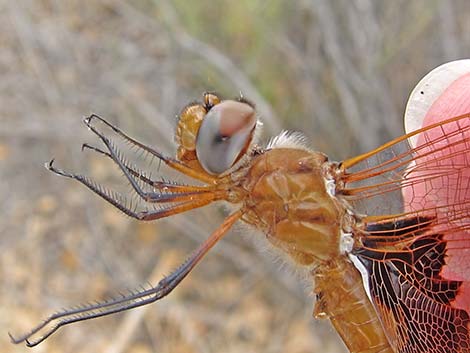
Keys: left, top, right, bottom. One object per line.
{"left": 10, "top": 60, "right": 470, "bottom": 353}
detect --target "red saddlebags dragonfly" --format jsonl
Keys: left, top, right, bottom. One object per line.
{"left": 10, "top": 61, "right": 470, "bottom": 353}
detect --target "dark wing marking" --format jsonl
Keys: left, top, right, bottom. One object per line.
{"left": 353, "top": 217, "right": 469, "bottom": 353}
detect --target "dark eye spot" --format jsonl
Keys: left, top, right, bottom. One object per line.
{"left": 215, "top": 134, "right": 229, "bottom": 143}
{"left": 420, "top": 91, "right": 424, "bottom": 95}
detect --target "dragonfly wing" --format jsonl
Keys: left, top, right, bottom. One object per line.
{"left": 339, "top": 62, "right": 470, "bottom": 352}
{"left": 352, "top": 215, "right": 469, "bottom": 353}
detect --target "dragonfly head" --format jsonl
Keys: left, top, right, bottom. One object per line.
{"left": 175, "top": 92, "right": 258, "bottom": 176}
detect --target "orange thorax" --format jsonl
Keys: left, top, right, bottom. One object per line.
{"left": 238, "top": 148, "right": 343, "bottom": 265}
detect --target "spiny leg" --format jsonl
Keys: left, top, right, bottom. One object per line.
{"left": 9, "top": 210, "right": 243, "bottom": 347}
{"left": 46, "top": 160, "right": 222, "bottom": 220}
{"left": 83, "top": 117, "right": 211, "bottom": 203}
{"left": 85, "top": 114, "right": 217, "bottom": 184}
{"left": 81, "top": 143, "right": 210, "bottom": 194}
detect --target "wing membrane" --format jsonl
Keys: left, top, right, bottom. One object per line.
{"left": 339, "top": 114, "right": 470, "bottom": 353}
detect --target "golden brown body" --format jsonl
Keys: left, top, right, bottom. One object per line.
{"left": 224, "top": 147, "right": 393, "bottom": 353}
{"left": 237, "top": 148, "right": 340, "bottom": 265}
{"left": 315, "top": 260, "right": 393, "bottom": 353}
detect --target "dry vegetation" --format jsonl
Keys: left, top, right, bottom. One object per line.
{"left": 2, "top": 1, "right": 470, "bottom": 352}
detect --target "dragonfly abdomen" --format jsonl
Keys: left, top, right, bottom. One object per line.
{"left": 314, "top": 258, "right": 394, "bottom": 353}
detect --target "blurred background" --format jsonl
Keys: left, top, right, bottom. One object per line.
{"left": 2, "top": 1, "right": 470, "bottom": 352}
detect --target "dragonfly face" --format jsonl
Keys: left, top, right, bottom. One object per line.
{"left": 10, "top": 63, "right": 470, "bottom": 353}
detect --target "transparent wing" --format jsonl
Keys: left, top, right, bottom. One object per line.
{"left": 337, "top": 114, "right": 470, "bottom": 353}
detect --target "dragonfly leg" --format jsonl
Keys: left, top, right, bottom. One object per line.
{"left": 84, "top": 114, "right": 217, "bottom": 184}
{"left": 46, "top": 160, "right": 221, "bottom": 220}
{"left": 81, "top": 143, "right": 210, "bottom": 194}
{"left": 9, "top": 210, "right": 242, "bottom": 347}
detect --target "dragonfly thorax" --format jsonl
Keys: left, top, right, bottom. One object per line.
{"left": 237, "top": 147, "right": 344, "bottom": 266}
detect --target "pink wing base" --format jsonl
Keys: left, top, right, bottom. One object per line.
{"left": 403, "top": 72, "right": 470, "bottom": 314}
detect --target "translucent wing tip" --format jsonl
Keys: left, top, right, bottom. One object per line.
{"left": 405, "top": 59, "right": 470, "bottom": 147}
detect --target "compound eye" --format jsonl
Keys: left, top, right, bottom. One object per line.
{"left": 196, "top": 100, "right": 256, "bottom": 175}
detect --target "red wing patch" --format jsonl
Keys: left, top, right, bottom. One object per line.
{"left": 354, "top": 217, "right": 469, "bottom": 353}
